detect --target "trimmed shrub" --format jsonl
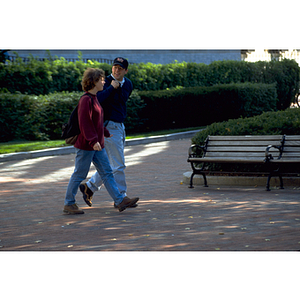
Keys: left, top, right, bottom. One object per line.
{"left": 138, "top": 83, "right": 277, "bottom": 132}
{"left": 0, "top": 93, "right": 48, "bottom": 141}
{"left": 191, "top": 107, "right": 300, "bottom": 146}
{"left": 0, "top": 90, "right": 145, "bottom": 142}
{"left": 1, "top": 56, "right": 299, "bottom": 109}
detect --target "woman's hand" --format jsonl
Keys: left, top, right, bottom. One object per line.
{"left": 93, "top": 142, "right": 102, "bottom": 151}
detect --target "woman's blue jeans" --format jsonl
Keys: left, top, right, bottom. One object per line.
{"left": 87, "top": 121, "right": 127, "bottom": 196}
{"left": 64, "top": 147, "right": 124, "bottom": 206}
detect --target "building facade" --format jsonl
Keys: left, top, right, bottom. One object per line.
{"left": 8, "top": 49, "right": 300, "bottom": 65}
{"left": 8, "top": 49, "right": 241, "bottom": 64}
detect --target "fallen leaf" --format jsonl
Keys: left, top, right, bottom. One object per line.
{"left": 241, "top": 227, "right": 247, "bottom": 230}
{"left": 270, "top": 222, "right": 275, "bottom": 224}
{"left": 219, "top": 232, "right": 225, "bottom": 235}
{"left": 144, "top": 235, "right": 150, "bottom": 237}
{"left": 35, "top": 240, "right": 42, "bottom": 243}
{"left": 152, "top": 218, "right": 157, "bottom": 220}
{"left": 111, "top": 238, "right": 117, "bottom": 241}
{"left": 67, "top": 245, "right": 73, "bottom": 248}
{"left": 265, "top": 239, "right": 271, "bottom": 242}
{"left": 215, "top": 248, "right": 220, "bottom": 251}
{"left": 146, "top": 209, "right": 151, "bottom": 212}
{"left": 185, "top": 228, "right": 190, "bottom": 230}
{"left": 245, "top": 245, "right": 249, "bottom": 248}
{"left": 128, "top": 234, "right": 133, "bottom": 236}
{"left": 188, "top": 216, "right": 193, "bottom": 219}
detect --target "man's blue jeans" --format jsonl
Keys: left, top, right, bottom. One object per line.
{"left": 64, "top": 147, "right": 124, "bottom": 206}
{"left": 87, "top": 121, "right": 127, "bottom": 196}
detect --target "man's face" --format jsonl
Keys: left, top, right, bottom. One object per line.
{"left": 112, "top": 64, "right": 128, "bottom": 81}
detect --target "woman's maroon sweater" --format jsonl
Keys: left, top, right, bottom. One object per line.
{"left": 74, "top": 93, "right": 110, "bottom": 151}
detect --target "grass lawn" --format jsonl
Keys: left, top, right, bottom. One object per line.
{"left": 0, "top": 127, "right": 202, "bottom": 154}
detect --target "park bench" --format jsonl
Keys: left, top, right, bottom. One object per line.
{"left": 187, "top": 135, "right": 286, "bottom": 191}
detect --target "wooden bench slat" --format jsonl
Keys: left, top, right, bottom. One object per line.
{"left": 208, "top": 135, "right": 283, "bottom": 141}
{"left": 284, "top": 141, "right": 300, "bottom": 146}
{"left": 205, "top": 152, "right": 278, "bottom": 158}
{"left": 188, "top": 157, "right": 265, "bottom": 163}
{"left": 271, "top": 159, "right": 300, "bottom": 163}
{"left": 209, "top": 141, "right": 282, "bottom": 146}
{"left": 284, "top": 135, "right": 300, "bottom": 141}
{"left": 207, "top": 146, "right": 274, "bottom": 152}
{"left": 281, "top": 154, "right": 300, "bottom": 158}
{"left": 283, "top": 147, "right": 300, "bottom": 153}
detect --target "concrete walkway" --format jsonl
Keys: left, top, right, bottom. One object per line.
{"left": 0, "top": 134, "right": 300, "bottom": 251}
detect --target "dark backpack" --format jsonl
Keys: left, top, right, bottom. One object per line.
{"left": 61, "top": 93, "right": 94, "bottom": 145}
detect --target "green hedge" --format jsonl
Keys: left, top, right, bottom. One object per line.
{"left": 1, "top": 55, "right": 299, "bottom": 109}
{"left": 137, "top": 83, "right": 278, "bottom": 131}
{"left": 0, "top": 55, "right": 111, "bottom": 95}
{"left": 192, "top": 108, "right": 300, "bottom": 146}
{"left": 0, "top": 90, "right": 143, "bottom": 142}
{"left": 0, "top": 83, "right": 277, "bottom": 141}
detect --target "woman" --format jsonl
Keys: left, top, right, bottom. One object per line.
{"left": 63, "top": 68, "right": 139, "bottom": 214}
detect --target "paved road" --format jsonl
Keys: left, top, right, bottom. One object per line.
{"left": 0, "top": 138, "right": 300, "bottom": 251}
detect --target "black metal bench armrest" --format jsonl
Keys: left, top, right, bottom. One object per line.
{"left": 265, "top": 145, "right": 281, "bottom": 162}
{"left": 188, "top": 144, "right": 205, "bottom": 158}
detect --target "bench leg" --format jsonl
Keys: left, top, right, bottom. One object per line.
{"left": 266, "top": 174, "right": 272, "bottom": 191}
{"left": 266, "top": 169, "right": 284, "bottom": 191}
{"left": 188, "top": 172, "right": 209, "bottom": 188}
{"left": 203, "top": 174, "right": 208, "bottom": 187}
{"left": 279, "top": 174, "right": 284, "bottom": 189}
{"left": 189, "top": 173, "right": 195, "bottom": 188}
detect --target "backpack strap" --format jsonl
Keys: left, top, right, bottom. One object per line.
{"left": 84, "top": 92, "right": 94, "bottom": 106}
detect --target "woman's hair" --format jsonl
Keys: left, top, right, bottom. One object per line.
{"left": 81, "top": 68, "right": 105, "bottom": 91}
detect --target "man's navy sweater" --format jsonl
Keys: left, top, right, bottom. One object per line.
{"left": 96, "top": 74, "right": 133, "bottom": 123}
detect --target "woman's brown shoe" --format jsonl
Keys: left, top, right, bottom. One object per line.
{"left": 63, "top": 204, "right": 84, "bottom": 214}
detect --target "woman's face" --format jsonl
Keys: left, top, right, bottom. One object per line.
{"left": 95, "top": 77, "right": 105, "bottom": 92}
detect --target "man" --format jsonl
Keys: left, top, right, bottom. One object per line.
{"left": 79, "top": 57, "right": 138, "bottom": 208}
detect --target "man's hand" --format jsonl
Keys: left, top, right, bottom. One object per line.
{"left": 111, "top": 80, "right": 120, "bottom": 89}
{"left": 93, "top": 142, "right": 102, "bottom": 151}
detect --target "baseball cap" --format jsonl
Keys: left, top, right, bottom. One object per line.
{"left": 113, "top": 57, "right": 129, "bottom": 69}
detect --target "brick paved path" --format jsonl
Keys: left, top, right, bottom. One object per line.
{"left": 0, "top": 139, "right": 300, "bottom": 251}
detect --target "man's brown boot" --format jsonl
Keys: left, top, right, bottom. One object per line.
{"left": 79, "top": 183, "right": 93, "bottom": 207}
{"left": 117, "top": 196, "right": 139, "bottom": 212}
{"left": 63, "top": 203, "right": 84, "bottom": 214}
